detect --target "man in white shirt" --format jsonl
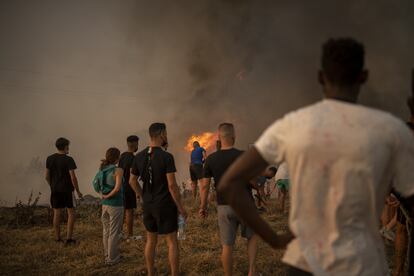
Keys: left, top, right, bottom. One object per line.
{"left": 218, "top": 38, "right": 414, "bottom": 276}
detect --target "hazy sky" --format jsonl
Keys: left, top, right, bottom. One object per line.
{"left": 0, "top": 0, "right": 413, "bottom": 205}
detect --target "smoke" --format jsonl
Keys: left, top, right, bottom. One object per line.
{"left": 0, "top": 0, "right": 413, "bottom": 204}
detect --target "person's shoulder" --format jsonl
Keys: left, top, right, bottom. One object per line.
{"left": 205, "top": 151, "right": 219, "bottom": 162}
{"left": 135, "top": 148, "right": 147, "bottom": 159}
{"left": 46, "top": 153, "right": 56, "bottom": 160}
{"left": 65, "top": 155, "right": 75, "bottom": 162}
{"left": 162, "top": 150, "right": 175, "bottom": 159}
{"left": 232, "top": 148, "right": 244, "bottom": 155}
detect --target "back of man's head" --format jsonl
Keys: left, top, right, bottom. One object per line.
{"left": 321, "top": 38, "right": 365, "bottom": 87}
{"left": 149, "top": 123, "right": 166, "bottom": 139}
{"left": 193, "top": 141, "right": 200, "bottom": 148}
{"left": 55, "top": 137, "right": 70, "bottom": 151}
{"left": 218, "top": 123, "right": 235, "bottom": 146}
{"left": 127, "top": 135, "right": 139, "bottom": 144}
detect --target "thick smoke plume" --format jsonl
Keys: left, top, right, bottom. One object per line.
{"left": 0, "top": 0, "right": 413, "bottom": 204}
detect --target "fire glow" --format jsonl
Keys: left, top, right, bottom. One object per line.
{"left": 185, "top": 132, "right": 217, "bottom": 152}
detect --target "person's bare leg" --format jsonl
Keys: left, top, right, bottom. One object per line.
{"left": 125, "top": 209, "right": 134, "bottom": 237}
{"left": 247, "top": 235, "right": 258, "bottom": 276}
{"left": 381, "top": 204, "right": 391, "bottom": 228}
{"left": 166, "top": 232, "right": 179, "bottom": 276}
{"left": 394, "top": 222, "right": 408, "bottom": 276}
{"left": 191, "top": 181, "right": 197, "bottom": 203}
{"left": 145, "top": 232, "right": 158, "bottom": 276}
{"left": 53, "top": 208, "right": 61, "bottom": 240}
{"left": 222, "top": 245, "right": 233, "bottom": 276}
{"left": 66, "top": 208, "right": 75, "bottom": 240}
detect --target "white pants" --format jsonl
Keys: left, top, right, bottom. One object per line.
{"left": 101, "top": 205, "right": 124, "bottom": 263}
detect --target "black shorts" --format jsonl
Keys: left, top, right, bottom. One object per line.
{"left": 124, "top": 185, "right": 137, "bottom": 209}
{"left": 50, "top": 191, "right": 74, "bottom": 209}
{"left": 143, "top": 204, "right": 178, "bottom": 234}
{"left": 190, "top": 164, "right": 203, "bottom": 181}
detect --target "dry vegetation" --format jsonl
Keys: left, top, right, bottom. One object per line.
{"left": 0, "top": 196, "right": 397, "bottom": 275}
{"left": 0, "top": 196, "right": 291, "bottom": 276}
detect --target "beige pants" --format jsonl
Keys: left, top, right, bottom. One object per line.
{"left": 101, "top": 205, "right": 124, "bottom": 264}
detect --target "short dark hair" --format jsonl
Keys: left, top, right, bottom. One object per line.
{"left": 55, "top": 137, "right": 70, "bottom": 151}
{"left": 127, "top": 135, "right": 139, "bottom": 143}
{"left": 268, "top": 167, "right": 277, "bottom": 174}
{"left": 149, "top": 123, "right": 166, "bottom": 138}
{"left": 322, "top": 38, "right": 365, "bottom": 86}
{"left": 193, "top": 141, "right": 200, "bottom": 147}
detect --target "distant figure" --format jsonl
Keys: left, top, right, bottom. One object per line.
{"left": 219, "top": 38, "right": 414, "bottom": 276}
{"left": 94, "top": 148, "right": 124, "bottom": 265}
{"left": 45, "top": 137, "right": 82, "bottom": 245}
{"left": 216, "top": 140, "right": 222, "bottom": 151}
{"left": 275, "top": 163, "right": 289, "bottom": 212}
{"left": 118, "top": 135, "right": 139, "bottom": 240}
{"left": 189, "top": 141, "right": 206, "bottom": 204}
{"left": 252, "top": 166, "right": 276, "bottom": 211}
{"left": 200, "top": 123, "right": 258, "bottom": 276}
{"left": 129, "top": 123, "right": 187, "bottom": 276}
{"left": 208, "top": 139, "right": 222, "bottom": 204}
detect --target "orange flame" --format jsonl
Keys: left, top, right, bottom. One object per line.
{"left": 185, "top": 132, "right": 217, "bottom": 152}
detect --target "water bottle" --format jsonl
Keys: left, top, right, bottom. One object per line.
{"left": 177, "top": 214, "right": 186, "bottom": 240}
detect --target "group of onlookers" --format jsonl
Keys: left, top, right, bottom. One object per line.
{"left": 45, "top": 37, "right": 414, "bottom": 276}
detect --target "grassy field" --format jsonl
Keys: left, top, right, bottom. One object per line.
{"left": 0, "top": 198, "right": 291, "bottom": 275}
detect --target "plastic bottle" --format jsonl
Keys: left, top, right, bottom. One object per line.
{"left": 177, "top": 214, "right": 186, "bottom": 240}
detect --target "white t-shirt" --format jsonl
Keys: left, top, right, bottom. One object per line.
{"left": 255, "top": 99, "right": 414, "bottom": 276}
{"left": 275, "top": 162, "right": 289, "bottom": 180}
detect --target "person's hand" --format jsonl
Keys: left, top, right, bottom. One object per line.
{"left": 76, "top": 191, "right": 83, "bottom": 199}
{"left": 270, "top": 231, "right": 295, "bottom": 249}
{"left": 199, "top": 208, "right": 207, "bottom": 219}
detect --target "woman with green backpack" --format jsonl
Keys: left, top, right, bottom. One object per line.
{"left": 93, "top": 147, "right": 124, "bottom": 265}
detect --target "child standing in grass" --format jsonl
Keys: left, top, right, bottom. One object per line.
{"left": 93, "top": 147, "right": 124, "bottom": 265}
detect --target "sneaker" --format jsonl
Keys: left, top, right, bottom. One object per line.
{"left": 65, "top": 239, "right": 77, "bottom": 246}
{"left": 105, "top": 256, "right": 122, "bottom": 266}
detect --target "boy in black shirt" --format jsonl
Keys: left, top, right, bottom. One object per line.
{"left": 129, "top": 123, "right": 187, "bottom": 276}
{"left": 200, "top": 123, "right": 257, "bottom": 276}
{"left": 45, "top": 137, "right": 82, "bottom": 244}
{"left": 118, "top": 135, "right": 139, "bottom": 239}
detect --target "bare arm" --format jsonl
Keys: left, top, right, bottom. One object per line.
{"left": 199, "top": 177, "right": 211, "bottom": 218}
{"left": 218, "top": 147, "right": 292, "bottom": 249}
{"left": 129, "top": 171, "right": 143, "bottom": 198}
{"left": 202, "top": 150, "right": 207, "bottom": 163}
{"left": 103, "top": 168, "right": 123, "bottom": 199}
{"left": 45, "top": 169, "right": 51, "bottom": 185}
{"left": 167, "top": 172, "right": 187, "bottom": 219}
{"left": 69, "top": 170, "right": 82, "bottom": 198}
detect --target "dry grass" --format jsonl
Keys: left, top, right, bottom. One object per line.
{"left": 0, "top": 198, "right": 289, "bottom": 275}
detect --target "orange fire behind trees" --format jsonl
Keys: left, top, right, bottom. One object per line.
{"left": 184, "top": 132, "right": 218, "bottom": 152}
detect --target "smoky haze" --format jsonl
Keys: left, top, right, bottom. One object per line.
{"left": 0, "top": 0, "right": 413, "bottom": 205}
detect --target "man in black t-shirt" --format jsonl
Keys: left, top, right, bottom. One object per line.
{"left": 129, "top": 123, "right": 187, "bottom": 276}
{"left": 118, "top": 135, "right": 139, "bottom": 239}
{"left": 199, "top": 123, "right": 257, "bottom": 276}
{"left": 45, "top": 137, "right": 82, "bottom": 245}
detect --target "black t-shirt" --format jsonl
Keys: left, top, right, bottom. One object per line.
{"left": 119, "top": 151, "right": 135, "bottom": 186}
{"left": 203, "top": 148, "right": 252, "bottom": 205}
{"left": 46, "top": 153, "right": 77, "bottom": 193}
{"left": 131, "top": 147, "right": 176, "bottom": 207}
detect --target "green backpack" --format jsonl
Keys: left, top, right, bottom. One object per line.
{"left": 92, "top": 165, "right": 116, "bottom": 195}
